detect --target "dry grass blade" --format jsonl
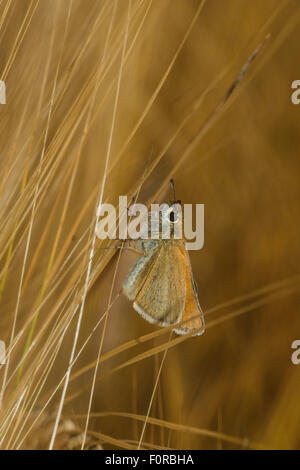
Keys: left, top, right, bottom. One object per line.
{"left": 69, "top": 411, "right": 270, "bottom": 449}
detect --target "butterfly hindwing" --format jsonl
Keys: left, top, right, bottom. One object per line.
{"left": 173, "top": 246, "right": 205, "bottom": 336}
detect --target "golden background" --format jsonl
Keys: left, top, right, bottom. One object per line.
{"left": 0, "top": 0, "right": 299, "bottom": 449}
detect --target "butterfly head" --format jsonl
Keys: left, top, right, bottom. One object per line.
{"left": 155, "top": 180, "right": 183, "bottom": 237}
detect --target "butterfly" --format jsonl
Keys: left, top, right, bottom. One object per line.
{"left": 122, "top": 180, "right": 205, "bottom": 336}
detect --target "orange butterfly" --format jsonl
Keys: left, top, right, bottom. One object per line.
{"left": 123, "top": 180, "right": 205, "bottom": 336}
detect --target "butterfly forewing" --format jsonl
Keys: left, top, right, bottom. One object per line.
{"left": 132, "top": 243, "right": 186, "bottom": 326}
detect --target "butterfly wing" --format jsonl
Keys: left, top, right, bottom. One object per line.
{"left": 122, "top": 240, "right": 160, "bottom": 301}
{"left": 173, "top": 245, "right": 205, "bottom": 336}
{"left": 133, "top": 243, "right": 186, "bottom": 326}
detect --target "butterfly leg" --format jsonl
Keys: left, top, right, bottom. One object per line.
{"left": 98, "top": 237, "right": 145, "bottom": 256}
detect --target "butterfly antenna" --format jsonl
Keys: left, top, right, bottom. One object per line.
{"left": 170, "top": 178, "right": 176, "bottom": 202}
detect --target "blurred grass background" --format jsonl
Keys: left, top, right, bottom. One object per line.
{"left": 0, "top": 0, "right": 300, "bottom": 449}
